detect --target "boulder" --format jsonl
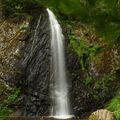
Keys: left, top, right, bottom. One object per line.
{"left": 89, "top": 109, "right": 116, "bottom": 120}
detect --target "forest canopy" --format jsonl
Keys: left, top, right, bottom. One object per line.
{"left": 1, "top": 0, "right": 120, "bottom": 43}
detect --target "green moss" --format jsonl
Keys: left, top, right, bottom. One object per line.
{"left": 1, "top": 0, "right": 44, "bottom": 17}
{"left": 46, "top": 0, "right": 120, "bottom": 43}
{"left": 89, "top": 114, "right": 97, "bottom": 120}
{"left": 93, "top": 94, "right": 101, "bottom": 101}
{"left": 68, "top": 25, "right": 104, "bottom": 90}
{"left": 0, "top": 88, "right": 20, "bottom": 120}
{"left": 68, "top": 28, "right": 102, "bottom": 70}
{"left": 84, "top": 76, "right": 93, "bottom": 86}
{"left": 106, "top": 89, "right": 120, "bottom": 120}
{"left": 103, "top": 74, "right": 116, "bottom": 88}
{"left": 92, "top": 73, "right": 117, "bottom": 100}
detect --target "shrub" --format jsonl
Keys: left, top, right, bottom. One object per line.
{"left": 106, "top": 89, "right": 120, "bottom": 120}
{"left": 0, "top": 88, "right": 20, "bottom": 120}
{"left": 1, "top": 0, "right": 44, "bottom": 17}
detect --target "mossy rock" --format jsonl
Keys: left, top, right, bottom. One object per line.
{"left": 89, "top": 114, "right": 97, "bottom": 120}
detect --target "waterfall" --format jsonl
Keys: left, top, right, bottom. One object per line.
{"left": 47, "top": 8, "right": 73, "bottom": 119}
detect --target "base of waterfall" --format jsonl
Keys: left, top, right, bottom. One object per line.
{"left": 8, "top": 116, "right": 87, "bottom": 120}
{"left": 49, "top": 115, "right": 74, "bottom": 119}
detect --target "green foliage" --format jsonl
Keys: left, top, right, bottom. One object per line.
{"left": 113, "top": 67, "right": 120, "bottom": 73}
{"left": 1, "top": 0, "right": 120, "bottom": 42}
{"left": 0, "top": 106, "right": 13, "bottom": 120}
{"left": 1, "top": 0, "right": 44, "bottom": 17}
{"left": 93, "top": 94, "right": 101, "bottom": 101}
{"left": 0, "top": 88, "right": 20, "bottom": 120}
{"left": 20, "top": 22, "right": 29, "bottom": 32}
{"left": 45, "top": 0, "right": 120, "bottom": 43}
{"left": 92, "top": 74, "right": 116, "bottom": 100}
{"left": 68, "top": 29, "right": 102, "bottom": 70}
{"left": 102, "top": 74, "right": 116, "bottom": 84}
{"left": 84, "top": 76, "right": 93, "bottom": 86}
{"left": 106, "top": 88, "right": 120, "bottom": 120}
{"left": 69, "top": 35, "right": 89, "bottom": 70}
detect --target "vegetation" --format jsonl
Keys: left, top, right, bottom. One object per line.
{"left": 67, "top": 21, "right": 120, "bottom": 104}
{"left": 45, "top": 0, "right": 120, "bottom": 43}
{"left": 1, "top": 0, "right": 44, "bottom": 17}
{"left": 1, "top": 0, "right": 120, "bottom": 43}
{"left": 68, "top": 25, "right": 102, "bottom": 70}
{"left": 106, "top": 89, "right": 120, "bottom": 120}
{"left": 0, "top": 88, "right": 20, "bottom": 120}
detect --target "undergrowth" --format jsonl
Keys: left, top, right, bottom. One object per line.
{"left": 106, "top": 88, "right": 120, "bottom": 120}
{"left": 0, "top": 88, "right": 20, "bottom": 120}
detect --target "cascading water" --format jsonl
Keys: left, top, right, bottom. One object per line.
{"left": 47, "top": 8, "right": 73, "bottom": 119}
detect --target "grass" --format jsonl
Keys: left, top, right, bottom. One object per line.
{"left": 0, "top": 87, "right": 20, "bottom": 120}
{"left": 106, "top": 88, "right": 120, "bottom": 120}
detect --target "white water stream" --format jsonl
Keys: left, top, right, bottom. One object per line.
{"left": 47, "top": 8, "right": 73, "bottom": 119}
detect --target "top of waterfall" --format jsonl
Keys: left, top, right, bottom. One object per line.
{"left": 46, "top": 8, "right": 59, "bottom": 26}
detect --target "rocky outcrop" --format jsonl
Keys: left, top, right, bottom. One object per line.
{"left": 65, "top": 23, "right": 120, "bottom": 117}
{"left": 18, "top": 11, "right": 51, "bottom": 116}
{"left": 0, "top": 10, "right": 51, "bottom": 116}
{"left": 0, "top": 17, "right": 29, "bottom": 85}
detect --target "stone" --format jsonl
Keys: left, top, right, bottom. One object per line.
{"left": 19, "top": 11, "right": 51, "bottom": 116}
{"left": 88, "top": 109, "right": 116, "bottom": 120}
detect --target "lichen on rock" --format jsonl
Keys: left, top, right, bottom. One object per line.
{"left": 0, "top": 17, "right": 30, "bottom": 84}
{"left": 0, "top": 16, "right": 30, "bottom": 115}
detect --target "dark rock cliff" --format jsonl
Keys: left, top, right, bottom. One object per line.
{"left": 17, "top": 11, "right": 51, "bottom": 116}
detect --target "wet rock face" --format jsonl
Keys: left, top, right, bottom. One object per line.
{"left": 19, "top": 11, "right": 51, "bottom": 116}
